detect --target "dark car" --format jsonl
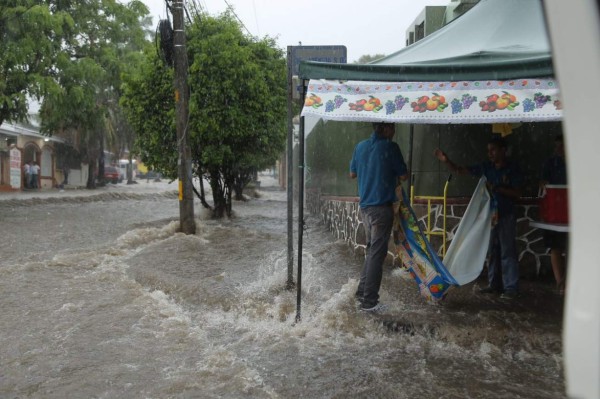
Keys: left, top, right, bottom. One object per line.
{"left": 104, "top": 166, "right": 121, "bottom": 184}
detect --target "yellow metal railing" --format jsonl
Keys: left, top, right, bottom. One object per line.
{"left": 410, "top": 174, "right": 452, "bottom": 258}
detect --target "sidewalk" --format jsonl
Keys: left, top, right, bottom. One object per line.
{"left": 0, "top": 179, "right": 179, "bottom": 202}
{"left": 0, "top": 175, "right": 282, "bottom": 202}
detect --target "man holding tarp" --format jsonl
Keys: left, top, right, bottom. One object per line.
{"left": 350, "top": 122, "right": 408, "bottom": 312}
{"left": 434, "top": 137, "right": 523, "bottom": 300}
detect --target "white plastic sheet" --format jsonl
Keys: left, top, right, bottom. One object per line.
{"left": 444, "top": 177, "right": 492, "bottom": 285}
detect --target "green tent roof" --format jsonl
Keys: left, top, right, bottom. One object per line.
{"left": 299, "top": 0, "right": 553, "bottom": 82}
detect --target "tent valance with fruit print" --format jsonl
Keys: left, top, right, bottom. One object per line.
{"left": 300, "top": 78, "right": 562, "bottom": 124}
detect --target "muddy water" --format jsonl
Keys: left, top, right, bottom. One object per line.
{"left": 0, "top": 187, "right": 565, "bottom": 398}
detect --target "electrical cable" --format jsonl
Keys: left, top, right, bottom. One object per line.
{"left": 222, "top": 0, "right": 253, "bottom": 37}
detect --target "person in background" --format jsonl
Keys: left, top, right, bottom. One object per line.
{"left": 62, "top": 165, "right": 70, "bottom": 187}
{"left": 434, "top": 136, "right": 523, "bottom": 300}
{"left": 540, "top": 134, "right": 568, "bottom": 295}
{"left": 23, "top": 161, "right": 31, "bottom": 189}
{"left": 30, "top": 161, "right": 40, "bottom": 189}
{"left": 350, "top": 122, "right": 409, "bottom": 313}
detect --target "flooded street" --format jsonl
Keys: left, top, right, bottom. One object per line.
{"left": 0, "top": 180, "right": 566, "bottom": 398}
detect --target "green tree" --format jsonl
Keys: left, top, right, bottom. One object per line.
{"left": 123, "top": 11, "right": 286, "bottom": 218}
{"left": 187, "top": 12, "right": 286, "bottom": 215}
{"left": 121, "top": 50, "right": 178, "bottom": 179}
{"left": 0, "top": 2, "right": 73, "bottom": 126}
{"left": 36, "top": 0, "right": 150, "bottom": 188}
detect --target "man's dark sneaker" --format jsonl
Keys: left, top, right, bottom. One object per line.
{"left": 479, "top": 286, "right": 501, "bottom": 294}
{"left": 500, "top": 291, "right": 520, "bottom": 300}
{"left": 360, "top": 303, "right": 389, "bottom": 313}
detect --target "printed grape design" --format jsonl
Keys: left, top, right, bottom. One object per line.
{"left": 451, "top": 99, "right": 462, "bottom": 114}
{"left": 462, "top": 94, "right": 476, "bottom": 109}
{"left": 385, "top": 101, "right": 396, "bottom": 115}
{"left": 324, "top": 95, "right": 347, "bottom": 113}
{"left": 334, "top": 95, "right": 347, "bottom": 108}
{"left": 533, "top": 92, "right": 551, "bottom": 108}
{"left": 395, "top": 95, "right": 409, "bottom": 110}
{"left": 523, "top": 98, "right": 535, "bottom": 112}
{"left": 522, "top": 93, "right": 552, "bottom": 112}
{"left": 450, "top": 94, "right": 477, "bottom": 114}
{"left": 383, "top": 95, "right": 409, "bottom": 115}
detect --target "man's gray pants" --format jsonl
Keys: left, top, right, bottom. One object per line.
{"left": 356, "top": 205, "right": 394, "bottom": 308}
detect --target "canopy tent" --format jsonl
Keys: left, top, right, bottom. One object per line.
{"left": 299, "top": 0, "right": 561, "bottom": 124}
{"left": 290, "top": 0, "right": 561, "bottom": 316}
{"left": 299, "top": 0, "right": 553, "bottom": 82}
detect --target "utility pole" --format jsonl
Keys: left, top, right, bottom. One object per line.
{"left": 172, "top": 0, "right": 196, "bottom": 234}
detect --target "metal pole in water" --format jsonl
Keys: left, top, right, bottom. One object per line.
{"left": 296, "top": 79, "right": 307, "bottom": 322}
{"left": 286, "top": 46, "right": 294, "bottom": 289}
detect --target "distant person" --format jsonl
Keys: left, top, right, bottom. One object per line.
{"left": 23, "top": 161, "right": 31, "bottom": 189}
{"left": 62, "top": 165, "right": 70, "bottom": 187}
{"left": 434, "top": 136, "right": 523, "bottom": 300}
{"left": 31, "top": 161, "right": 40, "bottom": 189}
{"left": 350, "top": 122, "right": 409, "bottom": 312}
{"left": 540, "top": 134, "right": 568, "bottom": 295}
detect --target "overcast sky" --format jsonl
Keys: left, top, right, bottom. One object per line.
{"left": 140, "top": 0, "right": 451, "bottom": 62}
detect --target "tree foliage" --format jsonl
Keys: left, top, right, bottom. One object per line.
{"left": 121, "top": 50, "right": 178, "bottom": 178}
{"left": 122, "top": 11, "right": 286, "bottom": 218}
{"left": 0, "top": 2, "right": 73, "bottom": 126}
{"left": 31, "top": 0, "right": 149, "bottom": 188}
{"left": 354, "top": 54, "right": 386, "bottom": 64}
{"left": 187, "top": 12, "right": 286, "bottom": 215}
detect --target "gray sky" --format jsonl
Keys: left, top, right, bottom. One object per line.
{"left": 140, "top": 0, "right": 451, "bottom": 62}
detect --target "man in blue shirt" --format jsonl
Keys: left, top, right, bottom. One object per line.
{"left": 350, "top": 123, "right": 409, "bottom": 312}
{"left": 434, "top": 136, "right": 523, "bottom": 300}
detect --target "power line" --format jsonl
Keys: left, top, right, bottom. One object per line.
{"left": 222, "top": 0, "right": 253, "bottom": 37}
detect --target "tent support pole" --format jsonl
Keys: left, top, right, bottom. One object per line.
{"left": 408, "top": 124, "right": 414, "bottom": 177}
{"left": 286, "top": 47, "right": 294, "bottom": 290}
{"left": 296, "top": 79, "right": 307, "bottom": 323}
{"left": 408, "top": 124, "right": 414, "bottom": 202}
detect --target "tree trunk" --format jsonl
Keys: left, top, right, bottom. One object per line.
{"left": 226, "top": 182, "right": 232, "bottom": 217}
{"left": 233, "top": 178, "right": 245, "bottom": 201}
{"left": 86, "top": 136, "right": 100, "bottom": 189}
{"left": 127, "top": 153, "right": 134, "bottom": 184}
{"left": 199, "top": 176, "right": 211, "bottom": 209}
{"left": 191, "top": 176, "right": 212, "bottom": 210}
{"left": 209, "top": 173, "right": 227, "bottom": 218}
{"left": 86, "top": 163, "right": 97, "bottom": 189}
{"left": 233, "top": 170, "right": 252, "bottom": 201}
{"left": 98, "top": 149, "right": 105, "bottom": 186}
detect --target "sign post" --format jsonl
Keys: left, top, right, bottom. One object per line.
{"left": 286, "top": 47, "right": 295, "bottom": 289}
{"left": 286, "top": 45, "right": 347, "bottom": 319}
{"left": 290, "top": 45, "right": 347, "bottom": 99}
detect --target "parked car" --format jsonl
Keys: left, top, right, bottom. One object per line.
{"left": 104, "top": 166, "right": 121, "bottom": 184}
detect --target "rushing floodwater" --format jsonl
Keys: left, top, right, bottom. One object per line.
{"left": 0, "top": 181, "right": 565, "bottom": 398}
